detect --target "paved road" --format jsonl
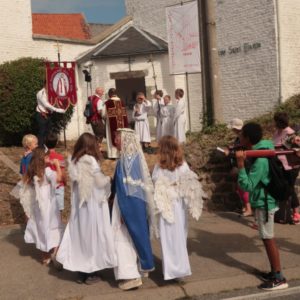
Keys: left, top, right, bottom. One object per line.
{"left": 189, "top": 280, "right": 300, "bottom": 300}
{"left": 0, "top": 212, "right": 299, "bottom": 300}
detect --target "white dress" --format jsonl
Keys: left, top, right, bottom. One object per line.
{"left": 152, "top": 162, "right": 205, "bottom": 280}
{"left": 174, "top": 98, "right": 186, "bottom": 143}
{"left": 56, "top": 155, "right": 117, "bottom": 273}
{"left": 153, "top": 98, "right": 164, "bottom": 141}
{"left": 133, "top": 101, "right": 152, "bottom": 143}
{"left": 160, "top": 104, "right": 175, "bottom": 138}
{"left": 24, "top": 168, "right": 63, "bottom": 252}
{"left": 112, "top": 197, "right": 141, "bottom": 280}
{"left": 152, "top": 163, "right": 191, "bottom": 280}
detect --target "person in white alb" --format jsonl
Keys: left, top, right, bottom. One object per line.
{"left": 152, "top": 90, "right": 164, "bottom": 141}
{"left": 36, "top": 82, "right": 65, "bottom": 147}
{"left": 158, "top": 95, "right": 175, "bottom": 138}
{"left": 133, "top": 92, "right": 152, "bottom": 153}
{"left": 173, "top": 88, "right": 186, "bottom": 144}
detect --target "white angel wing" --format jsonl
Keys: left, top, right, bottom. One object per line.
{"left": 19, "top": 183, "right": 36, "bottom": 219}
{"left": 153, "top": 175, "right": 177, "bottom": 224}
{"left": 178, "top": 170, "right": 206, "bottom": 221}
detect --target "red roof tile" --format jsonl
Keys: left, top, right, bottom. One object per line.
{"left": 32, "top": 13, "right": 91, "bottom": 40}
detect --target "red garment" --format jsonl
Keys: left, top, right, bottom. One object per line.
{"left": 105, "top": 98, "right": 128, "bottom": 146}
{"left": 47, "top": 149, "right": 65, "bottom": 187}
{"left": 89, "top": 95, "right": 102, "bottom": 122}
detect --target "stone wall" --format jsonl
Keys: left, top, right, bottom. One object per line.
{"left": 214, "top": 0, "right": 280, "bottom": 123}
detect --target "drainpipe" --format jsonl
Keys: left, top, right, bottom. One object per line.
{"left": 274, "top": 0, "right": 282, "bottom": 104}
{"left": 198, "top": 0, "right": 214, "bottom": 126}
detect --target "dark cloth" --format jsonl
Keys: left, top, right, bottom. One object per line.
{"left": 284, "top": 168, "right": 300, "bottom": 209}
{"left": 88, "top": 95, "right": 102, "bottom": 123}
{"left": 35, "top": 112, "right": 52, "bottom": 147}
{"left": 91, "top": 120, "right": 105, "bottom": 142}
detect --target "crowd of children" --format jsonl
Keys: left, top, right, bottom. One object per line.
{"left": 17, "top": 129, "right": 205, "bottom": 290}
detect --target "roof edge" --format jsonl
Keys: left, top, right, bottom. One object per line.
{"left": 32, "top": 16, "right": 132, "bottom": 46}
{"left": 89, "top": 16, "right": 132, "bottom": 44}
{"left": 32, "top": 34, "right": 93, "bottom": 45}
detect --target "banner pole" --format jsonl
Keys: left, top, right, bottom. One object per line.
{"left": 185, "top": 72, "right": 192, "bottom": 131}
{"left": 56, "top": 41, "right": 67, "bottom": 149}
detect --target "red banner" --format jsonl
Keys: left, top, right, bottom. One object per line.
{"left": 45, "top": 62, "right": 77, "bottom": 110}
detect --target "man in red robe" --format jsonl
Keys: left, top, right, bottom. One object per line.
{"left": 102, "top": 88, "right": 128, "bottom": 158}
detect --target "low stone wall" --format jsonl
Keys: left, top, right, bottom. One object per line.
{"left": 186, "top": 147, "right": 300, "bottom": 211}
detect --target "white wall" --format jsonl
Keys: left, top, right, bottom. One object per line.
{"left": 0, "top": 0, "right": 92, "bottom": 64}
{"left": 276, "top": 0, "right": 300, "bottom": 101}
{"left": 76, "top": 53, "right": 187, "bottom": 139}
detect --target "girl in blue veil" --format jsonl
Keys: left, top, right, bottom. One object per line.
{"left": 111, "top": 128, "right": 155, "bottom": 291}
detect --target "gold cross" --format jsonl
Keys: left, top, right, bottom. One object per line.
{"left": 107, "top": 101, "right": 127, "bottom": 128}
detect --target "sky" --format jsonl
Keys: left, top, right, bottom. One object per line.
{"left": 31, "top": 0, "right": 126, "bottom": 24}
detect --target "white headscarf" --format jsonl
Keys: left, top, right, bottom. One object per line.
{"left": 118, "top": 128, "right": 153, "bottom": 202}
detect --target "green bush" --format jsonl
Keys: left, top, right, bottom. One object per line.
{"left": 0, "top": 57, "right": 73, "bottom": 146}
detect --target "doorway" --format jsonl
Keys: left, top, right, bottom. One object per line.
{"left": 115, "top": 77, "right": 146, "bottom": 128}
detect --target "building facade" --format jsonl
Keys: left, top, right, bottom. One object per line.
{"left": 126, "top": 0, "right": 300, "bottom": 125}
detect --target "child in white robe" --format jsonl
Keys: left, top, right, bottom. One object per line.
{"left": 56, "top": 133, "right": 116, "bottom": 284}
{"left": 133, "top": 92, "right": 152, "bottom": 153}
{"left": 174, "top": 88, "right": 187, "bottom": 143}
{"left": 21, "top": 148, "right": 63, "bottom": 265}
{"left": 159, "top": 95, "right": 175, "bottom": 137}
{"left": 152, "top": 136, "right": 206, "bottom": 281}
{"left": 152, "top": 90, "right": 164, "bottom": 141}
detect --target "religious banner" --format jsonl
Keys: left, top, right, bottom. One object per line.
{"left": 45, "top": 61, "right": 77, "bottom": 110}
{"left": 166, "top": 1, "right": 201, "bottom": 74}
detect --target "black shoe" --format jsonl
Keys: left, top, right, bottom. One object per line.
{"left": 258, "top": 278, "right": 288, "bottom": 291}
{"left": 76, "top": 272, "right": 87, "bottom": 284}
{"left": 144, "top": 147, "right": 154, "bottom": 154}
{"left": 258, "top": 271, "right": 275, "bottom": 282}
{"left": 85, "top": 275, "right": 102, "bottom": 285}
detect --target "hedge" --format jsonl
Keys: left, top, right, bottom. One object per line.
{"left": 0, "top": 57, "right": 73, "bottom": 146}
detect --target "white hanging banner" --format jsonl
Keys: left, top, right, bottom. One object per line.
{"left": 166, "top": 1, "right": 201, "bottom": 74}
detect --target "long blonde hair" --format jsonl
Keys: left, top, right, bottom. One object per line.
{"left": 158, "top": 136, "right": 184, "bottom": 171}
{"left": 23, "top": 148, "right": 46, "bottom": 184}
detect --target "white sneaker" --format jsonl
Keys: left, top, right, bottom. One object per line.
{"left": 141, "top": 272, "right": 149, "bottom": 278}
{"left": 118, "top": 278, "right": 143, "bottom": 290}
